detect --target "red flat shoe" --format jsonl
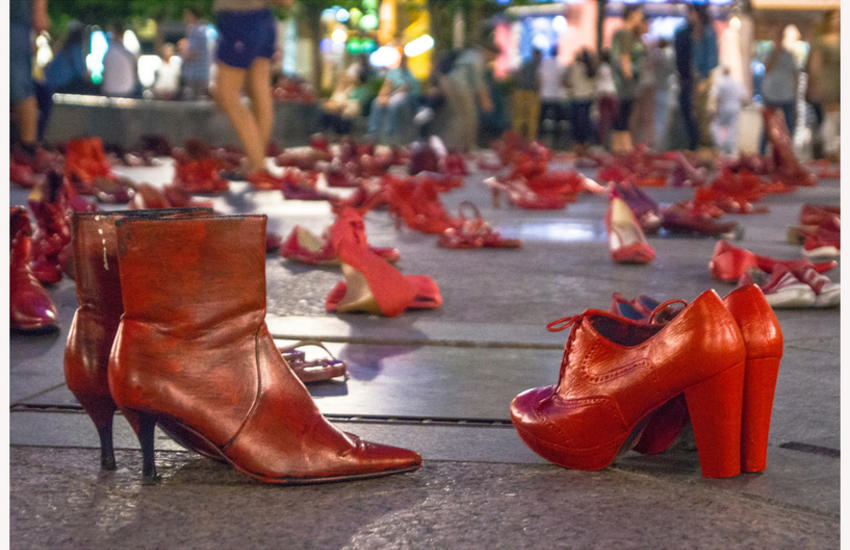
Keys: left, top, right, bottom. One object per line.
{"left": 327, "top": 208, "right": 440, "bottom": 316}
{"left": 511, "top": 290, "right": 747, "bottom": 478}
{"left": 606, "top": 197, "right": 655, "bottom": 264}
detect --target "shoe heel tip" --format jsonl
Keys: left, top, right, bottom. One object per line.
{"left": 141, "top": 473, "right": 161, "bottom": 485}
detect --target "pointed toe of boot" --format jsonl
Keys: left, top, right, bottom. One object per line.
{"left": 349, "top": 435, "right": 422, "bottom": 476}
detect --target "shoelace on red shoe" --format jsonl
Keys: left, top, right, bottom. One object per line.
{"left": 547, "top": 315, "right": 581, "bottom": 332}
{"left": 547, "top": 315, "right": 583, "bottom": 380}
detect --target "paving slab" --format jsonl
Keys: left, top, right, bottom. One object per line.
{"left": 10, "top": 446, "right": 838, "bottom": 550}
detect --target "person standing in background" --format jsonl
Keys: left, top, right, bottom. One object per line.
{"left": 565, "top": 48, "right": 596, "bottom": 152}
{"left": 182, "top": 8, "right": 211, "bottom": 99}
{"left": 595, "top": 49, "right": 618, "bottom": 150}
{"left": 759, "top": 25, "right": 798, "bottom": 154}
{"left": 610, "top": 4, "right": 647, "bottom": 154}
{"left": 631, "top": 37, "right": 658, "bottom": 147}
{"left": 448, "top": 42, "right": 496, "bottom": 151}
{"left": 101, "top": 23, "right": 138, "bottom": 98}
{"left": 674, "top": 3, "right": 718, "bottom": 150}
{"left": 213, "top": 0, "right": 290, "bottom": 188}
{"left": 806, "top": 9, "right": 840, "bottom": 160}
{"left": 153, "top": 43, "right": 182, "bottom": 99}
{"left": 710, "top": 66, "right": 747, "bottom": 155}
{"left": 11, "top": 0, "right": 50, "bottom": 154}
{"left": 510, "top": 48, "right": 542, "bottom": 141}
{"left": 37, "top": 21, "right": 88, "bottom": 142}
{"left": 538, "top": 45, "right": 568, "bottom": 148}
{"left": 648, "top": 38, "right": 675, "bottom": 150}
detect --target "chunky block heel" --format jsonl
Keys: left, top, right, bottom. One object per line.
{"left": 741, "top": 356, "right": 781, "bottom": 473}
{"left": 684, "top": 362, "right": 745, "bottom": 478}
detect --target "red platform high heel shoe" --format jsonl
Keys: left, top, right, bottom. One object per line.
{"left": 510, "top": 290, "right": 747, "bottom": 478}
{"left": 633, "top": 286, "right": 783, "bottom": 473}
{"left": 108, "top": 214, "right": 421, "bottom": 484}
{"left": 326, "top": 208, "right": 441, "bottom": 316}
{"left": 606, "top": 197, "right": 655, "bottom": 264}
{"left": 10, "top": 207, "right": 59, "bottom": 331}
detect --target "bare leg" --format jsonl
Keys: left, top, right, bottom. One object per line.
{"left": 245, "top": 57, "right": 274, "bottom": 151}
{"left": 13, "top": 97, "right": 39, "bottom": 145}
{"left": 214, "top": 62, "right": 265, "bottom": 173}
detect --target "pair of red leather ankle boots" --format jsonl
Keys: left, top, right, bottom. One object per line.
{"left": 64, "top": 209, "right": 420, "bottom": 484}
{"left": 511, "top": 286, "right": 782, "bottom": 478}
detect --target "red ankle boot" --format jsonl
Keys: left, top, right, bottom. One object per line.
{"left": 108, "top": 214, "right": 421, "bottom": 483}
{"left": 65, "top": 209, "right": 216, "bottom": 470}
{"left": 10, "top": 207, "right": 59, "bottom": 331}
{"left": 511, "top": 290, "right": 747, "bottom": 478}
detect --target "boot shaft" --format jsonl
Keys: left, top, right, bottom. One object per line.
{"left": 109, "top": 214, "right": 268, "bottom": 447}
{"left": 71, "top": 209, "right": 214, "bottom": 318}
{"left": 115, "top": 214, "right": 267, "bottom": 332}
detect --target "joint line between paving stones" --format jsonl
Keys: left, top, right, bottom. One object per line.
{"left": 270, "top": 334, "right": 562, "bottom": 350}
{"left": 10, "top": 382, "right": 69, "bottom": 407}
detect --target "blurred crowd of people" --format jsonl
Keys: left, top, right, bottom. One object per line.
{"left": 11, "top": 1, "right": 840, "bottom": 160}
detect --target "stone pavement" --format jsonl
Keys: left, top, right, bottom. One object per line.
{"left": 9, "top": 158, "right": 840, "bottom": 548}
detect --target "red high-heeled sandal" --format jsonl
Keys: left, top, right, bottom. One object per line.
{"left": 437, "top": 202, "right": 522, "bottom": 249}
{"left": 281, "top": 225, "right": 400, "bottom": 265}
{"left": 606, "top": 197, "right": 655, "bottom": 264}
{"left": 326, "top": 208, "right": 441, "bottom": 316}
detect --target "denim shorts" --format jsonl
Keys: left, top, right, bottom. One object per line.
{"left": 10, "top": 23, "right": 35, "bottom": 101}
{"left": 216, "top": 9, "right": 276, "bottom": 69}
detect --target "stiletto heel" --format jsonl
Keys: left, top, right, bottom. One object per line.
{"left": 741, "top": 356, "right": 781, "bottom": 473}
{"left": 136, "top": 412, "right": 160, "bottom": 485}
{"left": 77, "top": 397, "right": 117, "bottom": 470}
{"left": 683, "top": 361, "right": 745, "bottom": 478}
